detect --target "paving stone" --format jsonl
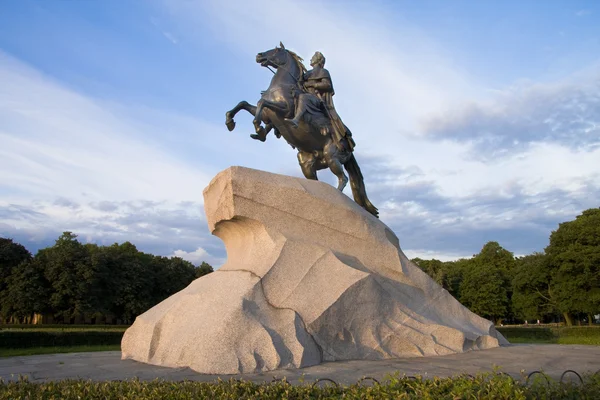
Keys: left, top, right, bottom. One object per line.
{"left": 1, "top": 345, "right": 599, "bottom": 385}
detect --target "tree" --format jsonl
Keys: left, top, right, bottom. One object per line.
{"left": 0, "top": 237, "right": 32, "bottom": 291}
{"left": 1, "top": 259, "right": 51, "bottom": 322}
{"left": 460, "top": 263, "right": 509, "bottom": 324}
{"left": 512, "top": 253, "right": 557, "bottom": 321}
{"left": 444, "top": 258, "right": 471, "bottom": 300}
{"left": 545, "top": 208, "right": 600, "bottom": 326}
{"left": 413, "top": 257, "right": 470, "bottom": 300}
{"left": 195, "top": 261, "right": 214, "bottom": 279}
{"left": 412, "top": 258, "right": 447, "bottom": 288}
{"left": 152, "top": 256, "right": 196, "bottom": 304}
{"left": 99, "top": 242, "right": 156, "bottom": 323}
{"left": 39, "top": 232, "right": 95, "bottom": 320}
{"left": 474, "top": 241, "right": 516, "bottom": 273}
{"left": 0, "top": 238, "right": 33, "bottom": 321}
{"left": 0, "top": 234, "right": 212, "bottom": 324}
{"left": 459, "top": 242, "right": 513, "bottom": 324}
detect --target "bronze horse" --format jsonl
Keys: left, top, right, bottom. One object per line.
{"left": 225, "top": 43, "right": 378, "bottom": 217}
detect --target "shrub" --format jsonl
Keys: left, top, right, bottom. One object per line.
{"left": 1, "top": 373, "right": 599, "bottom": 400}
{"left": 497, "top": 327, "right": 554, "bottom": 340}
{"left": 498, "top": 326, "right": 600, "bottom": 343}
{"left": 0, "top": 331, "right": 123, "bottom": 348}
{"left": 0, "top": 324, "right": 129, "bottom": 331}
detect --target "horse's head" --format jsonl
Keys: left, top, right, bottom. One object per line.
{"left": 256, "top": 42, "right": 290, "bottom": 69}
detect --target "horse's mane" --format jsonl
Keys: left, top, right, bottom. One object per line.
{"left": 286, "top": 49, "right": 307, "bottom": 75}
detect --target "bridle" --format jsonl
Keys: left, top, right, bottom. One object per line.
{"left": 265, "top": 50, "right": 302, "bottom": 86}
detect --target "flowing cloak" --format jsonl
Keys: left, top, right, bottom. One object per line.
{"left": 303, "top": 68, "right": 355, "bottom": 151}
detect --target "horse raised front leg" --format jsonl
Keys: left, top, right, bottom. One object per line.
{"left": 252, "top": 98, "right": 290, "bottom": 141}
{"left": 225, "top": 101, "right": 257, "bottom": 131}
{"left": 254, "top": 99, "right": 290, "bottom": 126}
{"left": 250, "top": 123, "right": 273, "bottom": 142}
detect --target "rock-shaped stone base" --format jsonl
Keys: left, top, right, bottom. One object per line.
{"left": 121, "top": 166, "right": 508, "bottom": 374}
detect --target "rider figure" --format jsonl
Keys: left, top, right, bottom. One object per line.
{"left": 286, "top": 52, "right": 355, "bottom": 151}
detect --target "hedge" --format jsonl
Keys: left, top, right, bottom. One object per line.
{"left": 1, "top": 373, "right": 600, "bottom": 400}
{"left": 0, "top": 324, "right": 129, "bottom": 331}
{"left": 554, "top": 327, "right": 600, "bottom": 338}
{"left": 497, "top": 327, "right": 554, "bottom": 340}
{"left": 498, "top": 326, "right": 600, "bottom": 340}
{"left": 0, "top": 331, "right": 124, "bottom": 349}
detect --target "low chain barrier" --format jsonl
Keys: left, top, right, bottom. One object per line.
{"left": 292, "top": 368, "right": 600, "bottom": 388}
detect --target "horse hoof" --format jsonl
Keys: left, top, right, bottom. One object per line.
{"left": 250, "top": 134, "right": 266, "bottom": 142}
{"left": 226, "top": 120, "right": 236, "bottom": 131}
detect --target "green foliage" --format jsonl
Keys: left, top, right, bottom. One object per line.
{"left": 410, "top": 257, "right": 469, "bottom": 299}
{"left": 0, "top": 233, "right": 212, "bottom": 325}
{"left": 545, "top": 208, "right": 600, "bottom": 325}
{"left": 0, "top": 238, "right": 31, "bottom": 285}
{"left": 0, "top": 238, "right": 33, "bottom": 321}
{"left": 512, "top": 253, "right": 557, "bottom": 320}
{"left": 460, "top": 264, "right": 509, "bottom": 322}
{"left": 554, "top": 326, "right": 600, "bottom": 339}
{"left": 556, "top": 336, "right": 600, "bottom": 345}
{"left": 497, "top": 327, "right": 555, "bottom": 340}
{"left": 459, "top": 242, "right": 513, "bottom": 322}
{"left": 1, "top": 373, "right": 599, "bottom": 399}
{"left": 1, "top": 258, "right": 50, "bottom": 321}
{"left": 412, "top": 258, "right": 447, "bottom": 287}
{"left": 3, "top": 207, "right": 598, "bottom": 328}
{"left": 38, "top": 232, "right": 96, "bottom": 319}
{"left": 443, "top": 258, "right": 470, "bottom": 298}
{"left": 0, "top": 325, "right": 128, "bottom": 331}
{"left": 0, "top": 345, "right": 120, "bottom": 358}
{"left": 195, "top": 261, "right": 214, "bottom": 278}
{"left": 413, "top": 208, "right": 600, "bottom": 326}
{"left": 498, "top": 326, "right": 600, "bottom": 345}
{"left": 0, "top": 330, "right": 123, "bottom": 348}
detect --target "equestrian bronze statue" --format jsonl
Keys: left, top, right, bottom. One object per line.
{"left": 225, "top": 42, "right": 378, "bottom": 217}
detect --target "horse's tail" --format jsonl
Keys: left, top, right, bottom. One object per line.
{"left": 344, "top": 154, "right": 379, "bottom": 218}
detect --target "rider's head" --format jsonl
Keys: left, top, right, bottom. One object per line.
{"left": 310, "top": 52, "right": 325, "bottom": 68}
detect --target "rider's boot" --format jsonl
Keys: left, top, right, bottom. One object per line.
{"left": 285, "top": 116, "right": 301, "bottom": 128}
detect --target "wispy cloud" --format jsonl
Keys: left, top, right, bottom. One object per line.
{"left": 0, "top": 198, "right": 224, "bottom": 266}
{"left": 422, "top": 71, "right": 600, "bottom": 158}
{"left": 162, "top": 0, "right": 483, "bottom": 140}
{"left": 0, "top": 51, "right": 216, "bottom": 204}
{"left": 0, "top": 50, "right": 230, "bottom": 264}
{"left": 2, "top": 1, "right": 600, "bottom": 264}
{"left": 363, "top": 158, "right": 600, "bottom": 258}
{"left": 162, "top": 31, "right": 178, "bottom": 44}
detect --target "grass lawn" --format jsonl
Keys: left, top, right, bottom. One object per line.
{"left": 0, "top": 345, "right": 120, "bottom": 358}
{"left": 556, "top": 336, "right": 600, "bottom": 345}
{"left": 505, "top": 337, "right": 600, "bottom": 345}
{"left": 505, "top": 337, "right": 555, "bottom": 344}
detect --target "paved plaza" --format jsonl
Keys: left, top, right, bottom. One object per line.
{"left": 1, "top": 344, "right": 599, "bottom": 385}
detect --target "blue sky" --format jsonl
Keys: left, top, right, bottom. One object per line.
{"left": 1, "top": 0, "right": 599, "bottom": 265}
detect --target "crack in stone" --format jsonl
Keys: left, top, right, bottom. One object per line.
{"left": 274, "top": 249, "right": 330, "bottom": 307}
{"left": 231, "top": 194, "right": 368, "bottom": 242}
{"left": 218, "top": 268, "right": 325, "bottom": 363}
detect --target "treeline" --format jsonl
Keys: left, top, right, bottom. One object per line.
{"left": 412, "top": 208, "right": 600, "bottom": 326}
{"left": 0, "top": 232, "right": 213, "bottom": 325}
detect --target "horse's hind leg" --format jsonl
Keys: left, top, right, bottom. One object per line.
{"left": 324, "top": 143, "right": 348, "bottom": 191}
{"left": 297, "top": 151, "right": 318, "bottom": 180}
{"left": 225, "top": 101, "right": 257, "bottom": 131}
